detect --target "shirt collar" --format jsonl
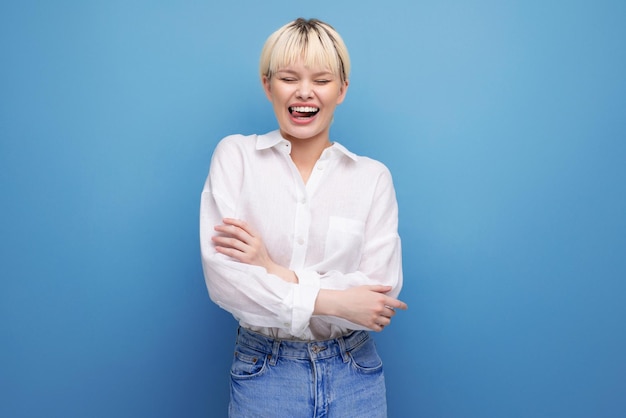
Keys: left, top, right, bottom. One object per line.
{"left": 256, "top": 130, "right": 358, "bottom": 161}
{"left": 256, "top": 130, "right": 286, "bottom": 150}
{"left": 326, "top": 141, "right": 358, "bottom": 161}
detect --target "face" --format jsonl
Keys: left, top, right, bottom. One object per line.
{"left": 262, "top": 60, "right": 349, "bottom": 145}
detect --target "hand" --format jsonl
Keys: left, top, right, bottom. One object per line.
{"left": 315, "top": 285, "right": 408, "bottom": 331}
{"left": 212, "top": 218, "right": 272, "bottom": 267}
{"left": 212, "top": 218, "right": 297, "bottom": 283}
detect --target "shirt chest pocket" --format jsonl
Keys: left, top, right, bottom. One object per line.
{"left": 323, "top": 216, "right": 365, "bottom": 272}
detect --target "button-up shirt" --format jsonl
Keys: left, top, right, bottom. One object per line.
{"left": 200, "top": 130, "right": 403, "bottom": 341}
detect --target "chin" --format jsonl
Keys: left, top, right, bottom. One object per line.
{"left": 284, "top": 128, "right": 325, "bottom": 141}
{"left": 283, "top": 122, "right": 330, "bottom": 140}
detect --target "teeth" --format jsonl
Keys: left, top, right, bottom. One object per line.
{"left": 290, "top": 106, "right": 319, "bottom": 112}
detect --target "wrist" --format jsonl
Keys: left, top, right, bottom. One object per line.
{"left": 267, "top": 262, "right": 298, "bottom": 283}
{"left": 313, "top": 289, "right": 341, "bottom": 316}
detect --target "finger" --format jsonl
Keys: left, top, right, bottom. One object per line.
{"left": 383, "top": 297, "right": 408, "bottom": 311}
{"left": 393, "top": 301, "right": 408, "bottom": 310}
{"left": 214, "top": 224, "right": 252, "bottom": 245}
{"left": 374, "top": 322, "right": 386, "bottom": 332}
{"left": 222, "top": 218, "right": 258, "bottom": 237}
{"left": 368, "top": 285, "right": 393, "bottom": 294}
{"left": 383, "top": 305, "right": 397, "bottom": 317}
{"left": 215, "top": 245, "right": 247, "bottom": 262}
{"left": 212, "top": 235, "right": 248, "bottom": 252}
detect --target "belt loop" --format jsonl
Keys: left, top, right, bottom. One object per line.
{"left": 269, "top": 339, "right": 280, "bottom": 366}
{"left": 337, "top": 335, "right": 350, "bottom": 363}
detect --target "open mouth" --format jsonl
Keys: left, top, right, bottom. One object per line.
{"left": 289, "top": 106, "right": 320, "bottom": 119}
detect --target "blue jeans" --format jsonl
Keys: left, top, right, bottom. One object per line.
{"left": 229, "top": 327, "right": 387, "bottom": 418}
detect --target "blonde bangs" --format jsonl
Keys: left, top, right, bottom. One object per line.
{"left": 260, "top": 19, "right": 350, "bottom": 82}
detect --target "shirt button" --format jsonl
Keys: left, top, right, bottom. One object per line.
{"left": 283, "top": 322, "right": 291, "bottom": 327}
{"left": 317, "top": 165, "right": 324, "bottom": 170}
{"left": 297, "top": 238, "right": 305, "bottom": 245}
{"left": 300, "top": 197, "right": 307, "bottom": 204}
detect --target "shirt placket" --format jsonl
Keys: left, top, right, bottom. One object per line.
{"left": 290, "top": 186, "right": 310, "bottom": 269}
{"left": 277, "top": 141, "right": 310, "bottom": 270}
{"left": 284, "top": 146, "right": 332, "bottom": 271}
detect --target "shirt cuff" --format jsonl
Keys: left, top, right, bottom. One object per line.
{"left": 290, "top": 270, "right": 321, "bottom": 335}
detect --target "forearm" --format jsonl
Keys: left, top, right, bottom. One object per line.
{"left": 202, "top": 253, "right": 319, "bottom": 333}
{"left": 313, "top": 286, "right": 407, "bottom": 331}
{"left": 267, "top": 262, "right": 298, "bottom": 284}
{"left": 302, "top": 231, "right": 403, "bottom": 296}
{"left": 313, "top": 289, "right": 341, "bottom": 317}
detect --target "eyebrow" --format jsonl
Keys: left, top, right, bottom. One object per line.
{"left": 275, "top": 69, "right": 334, "bottom": 77}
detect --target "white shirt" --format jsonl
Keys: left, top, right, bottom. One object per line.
{"left": 200, "top": 130, "right": 403, "bottom": 341}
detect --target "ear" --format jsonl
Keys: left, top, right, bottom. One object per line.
{"left": 262, "top": 76, "right": 273, "bottom": 102}
{"left": 336, "top": 79, "right": 349, "bottom": 105}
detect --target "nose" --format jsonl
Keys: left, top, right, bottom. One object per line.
{"left": 296, "top": 80, "right": 313, "bottom": 99}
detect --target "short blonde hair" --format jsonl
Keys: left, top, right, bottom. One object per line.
{"left": 259, "top": 18, "right": 350, "bottom": 83}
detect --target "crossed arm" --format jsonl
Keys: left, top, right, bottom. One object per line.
{"left": 212, "top": 217, "right": 408, "bottom": 331}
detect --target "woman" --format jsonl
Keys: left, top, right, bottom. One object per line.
{"left": 200, "top": 18, "right": 407, "bottom": 417}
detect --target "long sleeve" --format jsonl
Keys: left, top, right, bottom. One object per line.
{"left": 200, "top": 135, "right": 319, "bottom": 337}
{"left": 295, "top": 166, "right": 403, "bottom": 331}
{"left": 200, "top": 131, "right": 403, "bottom": 340}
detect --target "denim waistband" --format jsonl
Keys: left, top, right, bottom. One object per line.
{"left": 236, "top": 327, "right": 370, "bottom": 364}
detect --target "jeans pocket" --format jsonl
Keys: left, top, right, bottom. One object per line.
{"left": 348, "top": 339, "right": 384, "bottom": 374}
{"left": 230, "top": 346, "right": 268, "bottom": 380}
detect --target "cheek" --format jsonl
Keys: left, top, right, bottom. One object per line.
{"left": 271, "top": 82, "right": 292, "bottom": 97}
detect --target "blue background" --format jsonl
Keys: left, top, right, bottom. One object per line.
{"left": 2, "top": 1, "right": 625, "bottom": 417}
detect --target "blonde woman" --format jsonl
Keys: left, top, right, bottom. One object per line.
{"left": 200, "top": 18, "right": 407, "bottom": 417}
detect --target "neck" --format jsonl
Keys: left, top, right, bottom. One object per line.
{"left": 281, "top": 130, "right": 332, "bottom": 183}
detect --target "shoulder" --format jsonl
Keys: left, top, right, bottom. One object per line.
{"left": 358, "top": 157, "right": 396, "bottom": 192}
{"left": 335, "top": 142, "right": 393, "bottom": 179}
{"left": 214, "top": 130, "right": 284, "bottom": 155}
{"left": 211, "top": 133, "right": 260, "bottom": 162}
{"left": 214, "top": 133, "right": 257, "bottom": 151}
{"left": 355, "top": 155, "right": 391, "bottom": 174}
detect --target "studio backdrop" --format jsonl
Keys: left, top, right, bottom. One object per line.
{"left": 1, "top": 1, "right": 625, "bottom": 417}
